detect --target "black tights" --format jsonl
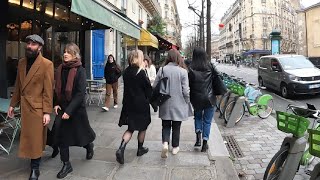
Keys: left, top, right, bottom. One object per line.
{"left": 122, "top": 129, "right": 146, "bottom": 144}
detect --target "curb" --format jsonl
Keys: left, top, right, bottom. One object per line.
{"left": 208, "top": 122, "right": 240, "bottom": 180}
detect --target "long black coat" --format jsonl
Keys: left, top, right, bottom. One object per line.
{"left": 52, "top": 66, "right": 95, "bottom": 147}
{"left": 119, "top": 66, "right": 152, "bottom": 131}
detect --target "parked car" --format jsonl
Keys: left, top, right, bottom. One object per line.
{"left": 258, "top": 54, "right": 320, "bottom": 98}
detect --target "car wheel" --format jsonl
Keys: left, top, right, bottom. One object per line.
{"left": 280, "top": 83, "right": 291, "bottom": 98}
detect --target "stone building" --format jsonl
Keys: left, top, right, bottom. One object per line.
{"left": 297, "top": 2, "right": 320, "bottom": 68}
{"left": 158, "top": 0, "right": 182, "bottom": 48}
{"left": 218, "top": 0, "right": 301, "bottom": 62}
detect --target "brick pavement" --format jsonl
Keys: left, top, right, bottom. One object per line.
{"left": 215, "top": 111, "right": 320, "bottom": 180}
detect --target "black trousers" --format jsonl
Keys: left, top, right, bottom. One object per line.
{"left": 162, "top": 120, "right": 182, "bottom": 148}
{"left": 59, "top": 144, "right": 91, "bottom": 162}
{"left": 30, "top": 157, "right": 41, "bottom": 169}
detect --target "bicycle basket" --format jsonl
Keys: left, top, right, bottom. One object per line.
{"left": 276, "top": 111, "right": 310, "bottom": 137}
{"left": 308, "top": 129, "right": 320, "bottom": 158}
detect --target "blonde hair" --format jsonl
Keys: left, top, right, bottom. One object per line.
{"left": 65, "top": 43, "right": 81, "bottom": 60}
{"left": 128, "top": 49, "right": 144, "bottom": 74}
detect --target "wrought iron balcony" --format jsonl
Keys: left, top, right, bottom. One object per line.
{"left": 139, "top": 0, "right": 161, "bottom": 16}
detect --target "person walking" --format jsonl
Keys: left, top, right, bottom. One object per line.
{"left": 102, "top": 54, "right": 122, "bottom": 112}
{"left": 53, "top": 43, "right": 96, "bottom": 179}
{"left": 188, "top": 47, "right": 221, "bottom": 152}
{"left": 143, "top": 54, "right": 157, "bottom": 85}
{"left": 154, "top": 49, "right": 193, "bottom": 158}
{"left": 116, "top": 50, "right": 152, "bottom": 164}
{"left": 7, "top": 34, "right": 54, "bottom": 180}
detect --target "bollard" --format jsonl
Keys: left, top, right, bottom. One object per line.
{"left": 226, "top": 96, "right": 246, "bottom": 128}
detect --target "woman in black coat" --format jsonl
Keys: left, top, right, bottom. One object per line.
{"left": 116, "top": 49, "right": 152, "bottom": 164}
{"left": 102, "top": 55, "right": 122, "bottom": 111}
{"left": 53, "top": 43, "right": 96, "bottom": 179}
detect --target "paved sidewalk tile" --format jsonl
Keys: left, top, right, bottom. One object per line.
{"left": 0, "top": 85, "right": 239, "bottom": 180}
{"left": 215, "top": 112, "right": 320, "bottom": 180}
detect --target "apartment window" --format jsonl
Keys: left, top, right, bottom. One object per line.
{"left": 132, "top": 2, "right": 135, "bottom": 13}
{"left": 138, "top": 6, "right": 142, "bottom": 20}
{"left": 121, "top": 0, "right": 127, "bottom": 13}
{"left": 165, "top": 11, "right": 168, "bottom": 18}
{"left": 261, "top": 0, "right": 266, "bottom": 4}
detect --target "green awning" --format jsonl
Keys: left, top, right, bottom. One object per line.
{"left": 71, "top": 0, "right": 140, "bottom": 39}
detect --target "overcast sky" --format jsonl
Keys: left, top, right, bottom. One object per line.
{"left": 176, "top": 0, "right": 320, "bottom": 48}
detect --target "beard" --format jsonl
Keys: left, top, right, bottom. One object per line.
{"left": 25, "top": 48, "right": 39, "bottom": 59}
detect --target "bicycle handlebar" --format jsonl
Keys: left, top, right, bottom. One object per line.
{"left": 286, "top": 104, "right": 320, "bottom": 119}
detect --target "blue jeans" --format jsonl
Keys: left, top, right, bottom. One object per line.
{"left": 194, "top": 107, "right": 215, "bottom": 141}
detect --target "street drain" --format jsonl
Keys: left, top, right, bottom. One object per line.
{"left": 223, "top": 135, "right": 244, "bottom": 158}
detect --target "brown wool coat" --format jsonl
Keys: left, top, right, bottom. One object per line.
{"left": 10, "top": 53, "right": 54, "bottom": 159}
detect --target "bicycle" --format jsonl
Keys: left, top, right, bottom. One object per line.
{"left": 223, "top": 83, "right": 274, "bottom": 124}
{"left": 286, "top": 104, "right": 320, "bottom": 169}
{"left": 216, "top": 75, "right": 246, "bottom": 117}
{"left": 263, "top": 107, "right": 320, "bottom": 180}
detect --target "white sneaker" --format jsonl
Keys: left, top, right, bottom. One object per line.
{"left": 172, "top": 147, "right": 180, "bottom": 155}
{"left": 102, "top": 107, "right": 109, "bottom": 111}
{"left": 114, "top": 105, "right": 118, "bottom": 109}
{"left": 161, "top": 142, "right": 169, "bottom": 158}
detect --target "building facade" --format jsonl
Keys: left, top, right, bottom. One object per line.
{"left": 297, "top": 3, "right": 320, "bottom": 68}
{"left": 158, "top": 0, "right": 182, "bottom": 48}
{"left": 211, "top": 36, "right": 220, "bottom": 59}
{"left": 219, "top": 0, "right": 301, "bottom": 62}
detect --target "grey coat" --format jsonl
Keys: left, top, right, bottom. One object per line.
{"left": 153, "top": 63, "right": 193, "bottom": 121}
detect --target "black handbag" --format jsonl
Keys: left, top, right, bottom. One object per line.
{"left": 150, "top": 67, "right": 171, "bottom": 112}
{"left": 211, "top": 64, "right": 227, "bottom": 95}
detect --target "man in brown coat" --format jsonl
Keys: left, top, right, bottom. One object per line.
{"left": 7, "top": 34, "right": 54, "bottom": 180}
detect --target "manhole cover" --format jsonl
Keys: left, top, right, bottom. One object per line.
{"left": 223, "top": 135, "right": 244, "bottom": 158}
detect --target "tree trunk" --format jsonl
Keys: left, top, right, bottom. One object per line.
{"left": 206, "top": 0, "right": 211, "bottom": 58}
{"left": 200, "top": 0, "right": 205, "bottom": 48}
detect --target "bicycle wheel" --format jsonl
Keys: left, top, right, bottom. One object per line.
{"left": 258, "top": 99, "right": 274, "bottom": 119}
{"left": 223, "top": 100, "right": 245, "bottom": 124}
{"left": 219, "top": 92, "right": 230, "bottom": 114}
{"left": 263, "top": 146, "right": 289, "bottom": 180}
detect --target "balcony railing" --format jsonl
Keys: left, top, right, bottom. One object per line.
{"left": 139, "top": 0, "right": 161, "bottom": 16}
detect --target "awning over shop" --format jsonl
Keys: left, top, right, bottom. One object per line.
{"left": 71, "top": 0, "right": 140, "bottom": 39}
{"left": 154, "top": 34, "right": 179, "bottom": 51}
{"left": 126, "top": 29, "right": 158, "bottom": 48}
{"left": 243, "top": 49, "right": 271, "bottom": 56}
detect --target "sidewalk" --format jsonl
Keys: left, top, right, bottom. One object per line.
{"left": 0, "top": 88, "right": 239, "bottom": 180}
{"left": 215, "top": 112, "right": 320, "bottom": 180}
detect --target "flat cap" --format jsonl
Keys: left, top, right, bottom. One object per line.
{"left": 25, "top": 34, "right": 44, "bottom": 46}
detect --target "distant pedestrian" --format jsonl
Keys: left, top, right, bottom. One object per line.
{"left": 116, "top": 49, "right": 152, "bottom": 164}
{"left": 7, "top": 34, "right": 54, "bottom": 180}
{"left": 102, "top": 54, "right": 122, "bottom": 112}
{"left": 53, "top": 43, "right": 96, "bottom": 179}
{"left": 143, "top": 54, "right": 157, "bottom": 85}
{"left": 154, "top": 49, "right": 193, "bottom": 158}
{"left": 188, "top": 47, "right": 225, "bottom": 152}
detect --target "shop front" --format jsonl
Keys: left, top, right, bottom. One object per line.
{"left": 125, "top": 28, "right": 158, "bottom": 65}
{"left": 1, "top": 0, "right": 141, "bottom": 98}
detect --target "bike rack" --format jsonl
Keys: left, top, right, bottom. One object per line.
{"left": 226, "top": 96, "right": 246, "bottom": 128}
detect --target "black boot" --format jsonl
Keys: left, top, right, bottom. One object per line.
{"left": 201, "top": 140, "right": 208, "bottom": 152}
{"left": 51, "top": 146, "right": 59, "bottom": 158}
{"left": 29, "top": 169, "right": 40, "bottom": 180}
{"left": 137, "top": 142, "right": 149, "bottom": 156}
{"left": 194, "top": 132, "right": 202, "bottom": 147}
{"left": 116, "top": 139, "right": 127, "bottom": 164}
{"left": 85, "top": 143, "right": 94, "bottom": 160}
{"left": 57, "top": 161, "right": 73, "bottom": 179}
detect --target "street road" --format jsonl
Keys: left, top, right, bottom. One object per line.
{"left": 215, "top": 63, "right": 320, "bottom": 114}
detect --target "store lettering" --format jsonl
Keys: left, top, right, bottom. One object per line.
{"left": 111, "top": 16, "right": 126, "bottom": 32}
